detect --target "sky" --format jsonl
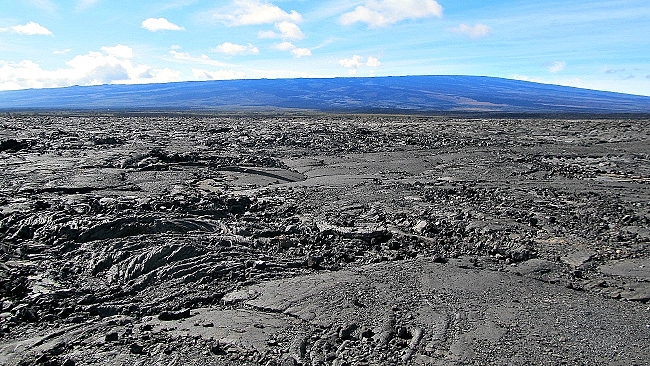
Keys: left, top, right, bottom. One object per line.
{"left": 0, "top": 0, "right": 649, "bottom": 96}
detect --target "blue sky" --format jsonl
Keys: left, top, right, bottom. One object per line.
{"left": 1, "top": 0, "right": 649, "bottom": 95}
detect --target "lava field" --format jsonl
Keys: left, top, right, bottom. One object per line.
{"left": 1, "top": 113, "right": 649, "bottom": 365}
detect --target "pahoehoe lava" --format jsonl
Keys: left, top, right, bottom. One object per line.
{"left": 1, "top": 113, "right": 649, "bottom": 365}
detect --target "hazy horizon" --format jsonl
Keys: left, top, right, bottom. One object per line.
{"left": 1, "top": 0, "right": 649, "bottom": 96}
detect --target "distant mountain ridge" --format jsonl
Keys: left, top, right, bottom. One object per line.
{"left": 0, "top": 75, "right": 648, "bottom": 113}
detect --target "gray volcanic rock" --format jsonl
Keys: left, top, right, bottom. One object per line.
{"left": 1, "top": 113, "right": 650, "bottom": 365}
{"left": 600, "top": 258, "right": 650, "bottom": 280}
{"left": 220, "top": 258, "right": 650, "bottom": 365}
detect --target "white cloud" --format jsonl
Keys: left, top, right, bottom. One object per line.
{"left": 274, "top": 42, "right": 296, "bottom": 51}
{"left": 276, "top": 21, "right": 304, "bottom": 40}
{"left": 451, "top": 23, "right": 491, "bottom": 39}
{"left": 64, "top": 53, "right": 131, "bottom": 84}
{"left": 366, "top": 56, "right": 381, "bottom": 67}
{"left": 0, "top": 22, "right": 53, "bottom": 36}
{"left": 0, "top": 45, "right": 181, "bottom": 90}
{"left": 548, "top": 61, "right": 566, "bottom": 73}
{"left": 213, "top": 42, "right": 259, "bottom": 55}
{"left": 339, "top": 54, "right": 381, "bottom": 75}
{"left": 64, "top": 45, "right": 138, "bottom": 83}
{"left": 258, "top": 21, "right": 304, "bottom": 40}
{"left": 100, "top": 44, "right": 134, "bottom": 59}
{"left": 152, "top": 68, "right": 183, "bottom": 83}
{"left": 169, "top": 50, "right": 231, "bottom": 67}
{"left": 291, "top": 48, "right": 312, "bottom": 58}
{"left": 340, "top": 0, "right": 443, "bottom": 28}
{"left": 210, "top": 0, "right": 302, "bottom": 26}
{"left": 339, "top": 55, "right": 364, "bottom": 69}
{"left": 273, "top": 42, "right": 311, "bottom": 58}
{"left": 141, "top": 18, "right": 185, "bottom": 32}
{"left": 53, "top": 49, "right": 72, "bottom": 55}
{"left": 192, "top": 68, "right": 247, "bottom": 80}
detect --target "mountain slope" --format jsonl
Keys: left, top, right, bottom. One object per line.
{"left": 0, "top": 75, "right": 648, "bottom": 113}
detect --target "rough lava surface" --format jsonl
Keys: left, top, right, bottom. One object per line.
{"left": 1, "top": 113, "right": 649, "bottom": 365}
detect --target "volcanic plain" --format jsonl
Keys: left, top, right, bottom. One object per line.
{"left": 1, "top": 113, "right": 649, "bottom": 365}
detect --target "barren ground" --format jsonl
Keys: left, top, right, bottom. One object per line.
{"left": 1, "top": 113, "right": 649, "bottom": 365}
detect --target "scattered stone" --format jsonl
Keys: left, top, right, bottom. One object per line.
{"left": 376, "top": 311, "right": 396, "bottom": 346}
{"left": 506, "top": 259, "right": 564, "bottom": 283}
{"left": 432, "top": 253, "right": 447, "bottom": 263}
{"left": 508, "top": 246, "right": 533, "bottom": 263}
{"left": 130, "top": 343, "right": 144, "bottom": 355}
{"left": 0, "top": 139, "right": 30, "bottom": 152}
{"left": 600, "top": 258, "right": 650, "bottom": 280}
{"left": 13, "top": 305, "right": 38, "bottom": 322}
{"left": 309, "top": 338, "right": 326, "bottom": 365}
{"left": 281, "top": 356, "right": 298, "bottom": 366}
{"left": 307, "top": 255, "right": 324, "bottom": 269}
{"left": 285, "top": 225, "right": 300, "bottom": 234}
{"left": 352, "top": 297, "right": 366, "bottom": 308}
{"left": 413, "top": 220, "right": 429, "bottom": 234}
{"left": 572, "top": 269, "right": 583, "bottom": 278}
{"left": 140, "top": 324, "right": 153, "bottom": 331}
{"left": 396, "top": 326, "right": 410, "bottom": 339}
{"left": 360, "top": 327, "right": 374, "bottom": 339}
{"left": 158, "top": 308, "right": 191, "bottom": 321}
{"left": 402, "top": 327, "right": 424, "bottom": 362}
{"left": 288, "top": 335, "right": 308, "bottom": 361}
{"left": 104, "top": 331, "right": 119, "bottom": 342}
{"left": 561, "top": 251, "right": 594, "bottom": 268}
{"left": 619, "top": 283, "right": 650, "bottom": 302}
{"left": 252, "top": 260, "right": 267, "bottom": 270}
{"left": 34, "top": 353, "right": 50, "bottom": 364}
{"left": 387, "top": 240, "right": 401, "bottom": 250}
{"left": 339, "top": 323, "right": 358, "bottom": 340}
{"left": 210, "top": 342, "right": 227, "bottom": 355}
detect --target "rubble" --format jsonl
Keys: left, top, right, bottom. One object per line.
{"left": 1, "top": 113, "right": 649, "bottom": 365}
